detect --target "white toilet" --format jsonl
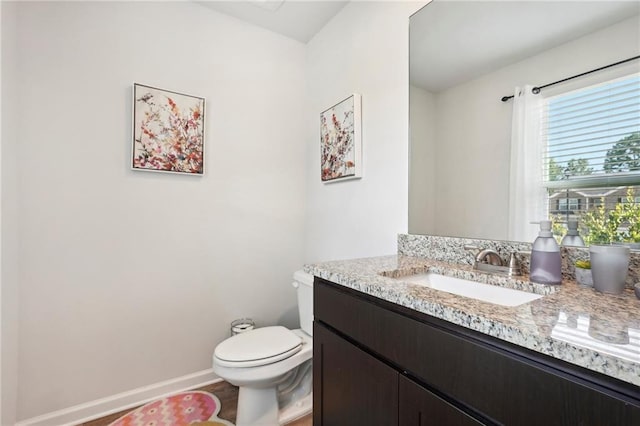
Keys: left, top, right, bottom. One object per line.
{"left": 213, "top": 270, "right": 314, "bottom": 426}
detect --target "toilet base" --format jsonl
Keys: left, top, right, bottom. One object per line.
{"left": 235, "top": 387, "right": 313, "bottom": 426}
{"left": 236, "top": 386, "right": 279, "bottom": 426}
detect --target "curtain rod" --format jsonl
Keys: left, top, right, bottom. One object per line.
{"left": 500, "top": 55, "right": 640, "bottom": 102}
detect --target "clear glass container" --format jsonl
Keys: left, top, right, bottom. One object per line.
{"left": 230, "top": 318, "right": 255, "bottom": 336}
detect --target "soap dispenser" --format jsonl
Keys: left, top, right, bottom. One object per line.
{"left": 530, "top": 220, "right": 562, "bottom": 285}
{"left": 560, "top": 218, "right": 585, "bottom": 247}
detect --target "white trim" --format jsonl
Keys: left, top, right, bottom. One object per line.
{"left": 15, "top": 369, "right": 221, "bottom": 426}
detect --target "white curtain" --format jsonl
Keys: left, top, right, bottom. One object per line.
{"left": 508, "top": 85, "right": 546, "bottom": 242}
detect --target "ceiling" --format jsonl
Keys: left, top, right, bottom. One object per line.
{"left": 410, "top": 1, "right": 640, "bottom": 92}
{"left": 197, "top": 0, "right": 349, "bottom": 43}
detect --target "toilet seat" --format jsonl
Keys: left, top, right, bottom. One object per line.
{"left": 214, "top": 326, "right": 302, "bottom": 368}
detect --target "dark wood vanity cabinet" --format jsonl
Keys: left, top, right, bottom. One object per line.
{"left": 313, "top": 278, "right": 640, "bottom": 426}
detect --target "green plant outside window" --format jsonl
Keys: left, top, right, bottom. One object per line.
{"left": 580, "top": 189, "right": 640, "bottom": 245}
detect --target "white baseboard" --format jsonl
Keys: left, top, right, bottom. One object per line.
{"left": 15, "top": 369, "right": 221, "bottom": 426}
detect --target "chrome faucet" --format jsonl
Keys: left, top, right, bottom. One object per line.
{"left": 464, "top": 245, "right": 521, "bottom": 277}
{"left": 475, "top": 249, "right": 504, "bottom": 266}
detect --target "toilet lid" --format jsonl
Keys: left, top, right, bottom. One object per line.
{"left": 214, "top": 326, "right": 302, "bottom": 368}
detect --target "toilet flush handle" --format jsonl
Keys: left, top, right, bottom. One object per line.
{"left": 292, "top": 281, "right": 299, "bottom": 288}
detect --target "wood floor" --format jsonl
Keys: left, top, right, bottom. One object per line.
{"left": 79, "top": 380, "right": 312, "bottom": 426}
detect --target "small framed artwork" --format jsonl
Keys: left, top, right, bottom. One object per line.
{"left": 320, "top": 94, "right": 362, "bottom": 183}
{"left": 132, "top": 83, "right": 205, "bottom": 175}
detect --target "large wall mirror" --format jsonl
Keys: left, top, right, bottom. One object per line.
{"left": 409, "top": 0, "right": 640, "bottom": 244}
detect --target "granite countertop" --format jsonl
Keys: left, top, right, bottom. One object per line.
{"left": 304, "top": 254, "right": 640, "bottom": 387}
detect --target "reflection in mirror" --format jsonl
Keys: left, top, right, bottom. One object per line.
{"left": 409, "top": 1, "right": 640, "bottom": 244}
{"left": 551, "top": 311, "right": 639, "bottom": 363}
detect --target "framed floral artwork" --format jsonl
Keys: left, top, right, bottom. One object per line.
{"left": 320, "top": 94, "right": 362, "bottom": 183}
{"left": 132, "top": 83, "right": 205, "bottom": 175}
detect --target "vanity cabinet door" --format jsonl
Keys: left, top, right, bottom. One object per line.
{"left": 399, "top": 375, "right": 485, "bottom": 426}
{"left": 313, "top": 322, "right": 399, "bottom": 426}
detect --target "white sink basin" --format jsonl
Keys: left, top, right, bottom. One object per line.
{"left": 400, "top": 272, "right": 542, "bottom": 307}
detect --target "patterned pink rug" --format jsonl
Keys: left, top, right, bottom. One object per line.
{"left": 108, "top": 391, "right": 234, "bottom": 426}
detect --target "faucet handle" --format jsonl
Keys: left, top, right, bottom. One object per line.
{"left": 508, "top": 252, "right": 521, "bottom": 276}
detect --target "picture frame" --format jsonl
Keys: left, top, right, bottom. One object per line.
{"left": 320, "top": 94, "right": 362, "bottom": 183}
{"left": 132, "top": 83, "right": 205, "bottom": 175}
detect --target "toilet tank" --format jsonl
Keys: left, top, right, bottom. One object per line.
{"left": 292, "top": 270, "right": 314, "bottom": 336}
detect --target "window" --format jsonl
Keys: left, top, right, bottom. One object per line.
{"left": 589, "top": 198, "right": 603, "bottom": 208}
{"left": 542, "top": 73, "right": 640, "bottom": 243}
{"left": 617, "top": 196, "right": 640, "bottom": 204}
{"left": 557, "top": 198, "right": 581, "bottom": 212}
